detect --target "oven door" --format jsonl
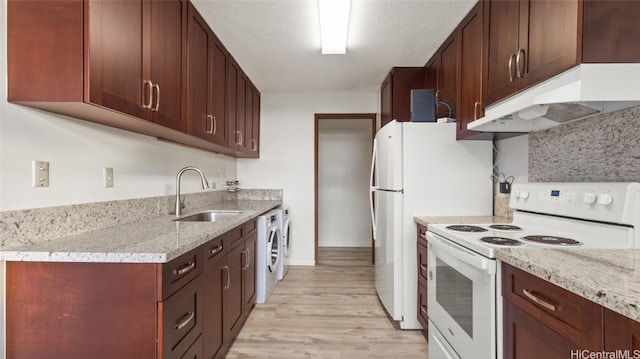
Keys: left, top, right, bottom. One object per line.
{"left": 427, "top": 231, "right": 496, "bottom": 359}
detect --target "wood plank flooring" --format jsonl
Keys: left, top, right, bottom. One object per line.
{"left": 226, "top": 247, "right": 429, "bottom": 358}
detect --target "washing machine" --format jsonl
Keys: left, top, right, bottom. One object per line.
{"left": 255, "top": 210, "right": 282, "bottom": 304}
{"left": 276, "top": 206, "right": 291, "bottom": 280}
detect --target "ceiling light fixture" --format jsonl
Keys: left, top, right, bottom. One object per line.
{"left": 318, "top": 0, "right": 351, "bottom": 54}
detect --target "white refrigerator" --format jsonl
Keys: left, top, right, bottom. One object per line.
{"left": 369, "top": 120, "right": 492, "bottom": 329}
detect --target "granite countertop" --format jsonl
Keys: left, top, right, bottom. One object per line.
{"left": 0, "top": 199, "right": 281, "bottom": 263}
{"left": 496, "top": 248, "right": 640, "bottom": 322}
{"left": 414, "top": 215, "right": 511, "bottom": 227}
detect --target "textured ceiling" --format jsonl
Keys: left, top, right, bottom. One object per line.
{"left": 191, "top": 0, "right": 477, "bottom": 93}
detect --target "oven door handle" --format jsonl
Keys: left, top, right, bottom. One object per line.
{"left": 427, "top": 231, "right": 496, "bottom": 275}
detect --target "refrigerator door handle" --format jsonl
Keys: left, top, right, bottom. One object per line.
{"left": 369, "top": 139, "right": 378, "bottom": 240}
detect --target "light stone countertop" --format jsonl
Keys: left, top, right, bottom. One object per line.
{"left": 496, "top": 249, "right": 640, "bottom": 322}
{"left": 0, "top": 199, "right": 281, "bottom": 263}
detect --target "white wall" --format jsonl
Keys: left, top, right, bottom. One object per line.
{"left": 317, "top": 119, "right": 373, "bottom": 247}
{"left": 494, "top": 135, "right": 529, "bottom": 183}
{"left": 237, "top": 92, "right": 378, "bottom": 265}
{"left": 0, "top": 5, "right": 235, "bottom": 211}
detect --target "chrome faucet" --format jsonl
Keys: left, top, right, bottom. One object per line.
{"left": 175, "top": 166, "right": 209, "bottom": 218}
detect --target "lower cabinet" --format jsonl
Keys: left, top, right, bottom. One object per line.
{"left": 5, "top": 218, "right": 258, "bottom": 359}
{"left": 501, "top": 263, "right": 640, "bottom": 358}
{"left": 416, "top": 224, "right": 428, "bottom": 339}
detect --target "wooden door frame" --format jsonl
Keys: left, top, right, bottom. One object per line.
{"left": 314, "top": 113, "right": 377, "bottom": 265}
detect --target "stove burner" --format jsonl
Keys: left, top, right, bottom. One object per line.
{"left": 489, "top": 224, "right": 522, "bottom": 231}
{"left": 480, "top": 237, "right": 523, "bottom": 246}
{"left": 523, "top": 235, "right": 582, "bottom": 246}
{"left": 446, "top": 225, "right": 488, "bottom": 232}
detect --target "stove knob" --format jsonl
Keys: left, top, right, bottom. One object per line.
{"left": 518, "top": 190, "right": 529, "bottom": 199}
{"left": 582, "top": 192, "right": 597, "bottom": 204}
{"left": 597, "top": 193, "right": 613, "bottom": 206}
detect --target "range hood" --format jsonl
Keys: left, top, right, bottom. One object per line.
{"left": 468, "top": 64, "right": 640, "bottom": 132}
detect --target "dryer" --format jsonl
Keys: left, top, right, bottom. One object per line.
{"left": 255, "top": 210, "right": 282, "bottom": 304}
{"left": 276, "top": 206, "right": 291, "bottom": 280}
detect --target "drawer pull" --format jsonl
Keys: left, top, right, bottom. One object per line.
{"left": 420, "top": 264, "right": 428, "bottom": 271}
{"left": 174, "top": 262, "right": 196, "bottom": 276}
{"left": 174, "top": 311, "right": 195, "bottom": 331}
{"left": 523, "top": 289, "right": 556, "bottom": 312}
{"left": 420, "top": 233, "right": 427, "bottom": 239}
{"left": 209, "top": 244, "right": 223, "bottom": 256}
{"left": 420, "top": 305, "right": 427, "bottom": 314}
{"left": 242, "top": 249, "right": 250, "bottom": 270}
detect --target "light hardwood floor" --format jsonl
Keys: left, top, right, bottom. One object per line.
{"left": 226, "top": 247, "right": 429, "bottom": 358}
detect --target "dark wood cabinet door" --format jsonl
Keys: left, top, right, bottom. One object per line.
{"left": 604, "top": 308, "right": 640, "bottom": 351}
{"left": 202, "top": 238, "right": 225, "bottom": 359}
{"left": 504, "top": 299, "right": 584, "bottom": 359}
{"left": 87, "top": 0, "right": 145, "bottom": 119}
{"left": 186, "top": 3, "right": 211, "bottom": 143}
{"left": 380, "top": 74, "right": 392, "bottom": 127}
{"left": 147, "top": 0, "right": 185, "bottom": 131}
{"left": 437, "top": 35, "right": 457, "bottom": 119}
{"left": 456, "top": 2, "right": 490, "bottom": 140}
{"left": 243, "top": 231, "right": 257, "bottom": 316}
{"left": 484, "top": 0, "right": 520, "bottom": 106}
{"left": 518, "top": 0, "right": 579, "bottom": 90}
{"left": 210, "top": 35, "right": 229, "bottom": 147}
{"left": 227, "top": 58, "right": 240, "bottom": 151}
{"left": 250, "top": 87, "right": 261, "bottom": 157}
{"left": 223, "top": 242, "right": 245, "bottom": 341}
{"left": 236, "top": 72, "right": 248, "bottom": 153}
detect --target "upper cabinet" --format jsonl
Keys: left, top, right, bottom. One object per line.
{"left": 484, "top": 0, "right": 579, "bottom": 106}
{"left": 8, "top": 0, "right": 260, "bottom": 158}
{"left": 380, "top": 67, "right": 426, "bottom": 128}
{"left": 456, "top": 1, "right": 492, "bottom": 140}
{"left": 186, "top": 2, "right": 229, "bottom": 147}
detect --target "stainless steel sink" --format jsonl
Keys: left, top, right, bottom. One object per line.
{"left": 175, "top": 210, "right": 242, "bottom": 222}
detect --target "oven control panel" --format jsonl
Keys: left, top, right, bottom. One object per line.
{"left": 510, "top": 182, "right": 640, "bottom": 225}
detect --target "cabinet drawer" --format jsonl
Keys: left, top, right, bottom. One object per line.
{"left": 417, "top": 281, "right": 428, "bottom": 330}
{"left": 501, "top": 263, "right": 603, "bottom": 348}
{"left": 204, "top": 236, "right": 226, "bottom": 264}
{"left": 223, "top": 225, "right": 244, "bottom": 249}
{"left": 180, "top": 335, "right": 203, "bottom": 359}
{"left": 417, "top": 241, "right": 427, "bottom": 286}
{"left": 243, "top": 218, "right": 257, "bottom": 236}
{"left": 159, "top": 277, "right": 203, "bottom": 359}
{"left": 161, "top": 247, "right": 203, "bottom": 300}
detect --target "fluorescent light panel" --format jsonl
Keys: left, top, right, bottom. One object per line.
{"left": 318, "top": 0, "right": 351, "bottom": 54}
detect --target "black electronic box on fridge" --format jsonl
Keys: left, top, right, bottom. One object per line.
{"left": 410, "top": 89, "right": 436, "bottom": 122}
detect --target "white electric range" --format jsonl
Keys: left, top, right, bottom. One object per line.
{"left": 424, "top": 182, "right": 640, "bottom": 359}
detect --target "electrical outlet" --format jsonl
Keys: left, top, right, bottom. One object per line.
{"left": 103, "top": 167, "right": 114, "bottom": 187}
{"left": 32, "top": 160, "right": 49, "bottom": 187}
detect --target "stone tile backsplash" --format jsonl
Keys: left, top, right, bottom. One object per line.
{"left": 529, "top": 106, "right": 640, "bottom": 182}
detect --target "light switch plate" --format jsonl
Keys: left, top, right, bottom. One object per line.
{"left": 32, "top": 161, "right": 49, "bottom": 187}
{"left": 103, "top": 167, "right": 114, "bottom": 187}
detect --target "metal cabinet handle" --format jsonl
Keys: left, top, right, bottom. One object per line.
{"left": 474, "top": 102, "right": 481, "bottom": 121}
{"left": 508, "top": 54, "right": 516, "bottom": 83}
{"left": 143, "top": 80, "right": 153, "bottom": 109}
{"left": 174, "top": 311, "right": 195, "bottom": 330}
{"left": 420, "top": 305, "right": 427, "bottom": 314}
{"left": 244, "top": 248, "right": 251, "bottom": 270}
{"left": 420, "top": 264, "right": 427, "bottom": 271}
{"left": 174, "top": 262, "right": 195, "bottom": 275}
{"left": 213, "top": 116, "right": 217, "bottom": 135}
{"left": 206, "top": 115, "right": 214, "bottom": 134}
{"left": 222, "top": 265, "right": 230, "bottom": 290}
{"left": 250, "top": 139, "right": 257, "bottom": 152}
{"left": 238, "top": 131, "right": 244, "bottom": 146}
{"left": 234, "top": 131, "right": 242, "bottom": 145}
{"left": 209, "top": 244, "right": 223, "bottom": 256}
{"left": 522, "top": 288, "right": 556, "bottom": 312}
{"left": 516, "top": 49, "right": 525, "bottom": 78}
{"left": 152, "top": 84, "right": 160, "bottom": 111}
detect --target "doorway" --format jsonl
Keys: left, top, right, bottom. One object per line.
{"left": 314, "top": 113, "right": 376, "bottom": 265}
